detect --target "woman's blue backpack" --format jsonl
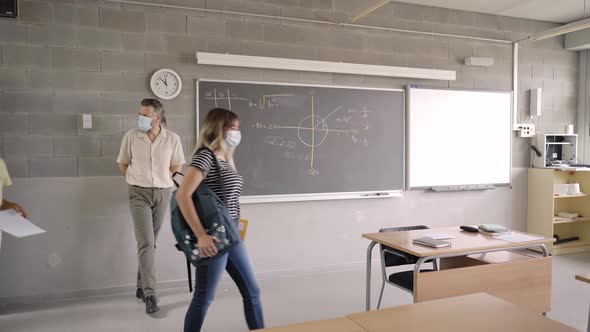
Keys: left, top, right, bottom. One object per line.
{"left": 170, "top": 148, "right": 241, "bottom": 291}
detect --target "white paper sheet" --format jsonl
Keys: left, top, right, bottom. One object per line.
{"left": 426, "top": 233, "right": 456, "bottom": 240}
{"left": 495, "top": 233, "right": 543, "bottom": 243}
{"left": 0, "top": 209, "right": 45, "bottom": 238}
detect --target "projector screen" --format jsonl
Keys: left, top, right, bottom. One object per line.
{"left": 407, "top": 87, "right": 512, "bottom": 188}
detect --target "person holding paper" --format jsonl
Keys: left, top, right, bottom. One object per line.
{"left": 0, "top": 159, "right": 27, "bottom": 218}
{"left": 117, "top": 99, "right": 185, "bottom": 315}
{"left": 0, "top": 159, "right": 28, "bottom": 249}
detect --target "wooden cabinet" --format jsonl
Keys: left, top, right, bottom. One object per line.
{"left": 528, "top": 168, "right": 590, "bottom": 255}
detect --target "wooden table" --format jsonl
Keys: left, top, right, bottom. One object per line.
{"left": 348, "top": 293, "right": 577, "bottom": 332}
{"left": 575, "top": 273, "right": 590, "bottom": 332}
{"left": 363, "top": 226, "right": 554, "bottom": 313}
{"left": 255, "top": 317, "right": 365, "bottom": 332}
{"left": 576, "top": 273, "right": 590, "bottom": 284}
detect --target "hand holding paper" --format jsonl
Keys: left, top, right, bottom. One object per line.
{"left": 2, "top": 201, "right": 27, "bottom": 219}
{"left": 0, "top": 209, "right": 45, "bottom": 238}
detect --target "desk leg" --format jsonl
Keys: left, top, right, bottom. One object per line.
{"left": 366, "top": 241, "right": 377, "bottom": 311}
{"left": 413, "top": 257, "right": 428, "bottom": 303}
{"left": 586, "top": 304, "right": 589, "bottom": 332}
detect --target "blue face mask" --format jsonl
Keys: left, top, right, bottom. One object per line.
{"left": 225, "top": 130, "right": 242, "bottom": 148}
{"left": 138, "top": 115, "right": 152, "bottom": 132}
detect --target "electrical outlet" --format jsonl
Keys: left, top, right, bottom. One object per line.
{"left": 519, "top": 124, "right": 535, "bottom": 138}
{"left": 82, "top": 114, "right": 92, "bottom": 129}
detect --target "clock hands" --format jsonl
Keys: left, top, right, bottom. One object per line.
{"left": 151, "top": 69, "right": 181, "bottom": 98}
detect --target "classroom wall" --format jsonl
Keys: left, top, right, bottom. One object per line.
{"left": 0, "top": 0, "right": 579, "bottom": 303}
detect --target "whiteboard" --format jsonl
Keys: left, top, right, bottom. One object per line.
{"left": 407, "top": 87, "right": 512, "bottom": 188}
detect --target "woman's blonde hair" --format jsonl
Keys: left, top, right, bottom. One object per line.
{"left": 195, "top": 108, "right": 240, "bottom": 164}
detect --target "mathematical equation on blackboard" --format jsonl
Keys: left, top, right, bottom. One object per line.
{"left": 203, "top": 88, "right": 373, "bottom": 176}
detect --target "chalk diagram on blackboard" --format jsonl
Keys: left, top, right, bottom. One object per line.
{"left": 203, "top": 88, "right": 371, "bottom": 176}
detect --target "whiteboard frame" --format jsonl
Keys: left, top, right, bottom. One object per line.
{"left": 406, "top": 86, "right": 513, "bottom": 190}
{"left": 196, "top": 79, "right": 405, "bottom": 203}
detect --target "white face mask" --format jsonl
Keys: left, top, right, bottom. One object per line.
{"left": 225, "top": 130, "right": 241, "bottom": 148}
{"left": 138, "top": 115, "right": 152, "bottom": 132}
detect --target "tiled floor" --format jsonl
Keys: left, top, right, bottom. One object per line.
{"left": 1, "top": 252, "right": 589, "bottom": 331}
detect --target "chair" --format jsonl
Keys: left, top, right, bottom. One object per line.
{"left": 376, "top": 225, "right": 438, "bottom": 309}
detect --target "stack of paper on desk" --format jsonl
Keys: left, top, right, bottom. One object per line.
{"left": 495, "top": 233, "right": 544, "bottom": 243}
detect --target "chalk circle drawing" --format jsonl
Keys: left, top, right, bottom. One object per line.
{"left": 297, "top": 115, "right": 329, "bottom": 148}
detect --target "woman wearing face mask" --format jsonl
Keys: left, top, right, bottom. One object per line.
{"left": 176, "top": 108, "right": 264, "bottom": 331}
{"left": 117, "top": 98, "right": 185, "bottom": 315}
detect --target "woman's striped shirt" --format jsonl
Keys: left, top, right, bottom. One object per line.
{"left": 190, "top": 149, "right": 243, "bottom": 220}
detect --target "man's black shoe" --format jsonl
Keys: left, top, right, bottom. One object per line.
{"left": 145, "top": 295, "right": 160, "bottom": 314}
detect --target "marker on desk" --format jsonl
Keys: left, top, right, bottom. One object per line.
{"left": 362, "top": 192, "right": 390, "bottom": 197}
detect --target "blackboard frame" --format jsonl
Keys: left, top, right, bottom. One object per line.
{"left": 196, "top": 79, "right": 405, "bottom": 203}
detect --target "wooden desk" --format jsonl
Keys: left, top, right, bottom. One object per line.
{"left": 255, "top": 317, "right": 366, "bottom": 332}
{"left": 576, "top": 273, "right": 590, "bottom": 284}
{"left": 363, "top": 227, "right": 553, "bottom": 257}
{"left": 575, "top": 273, "right": 590, "bottom": 332}
{"left": 363, "top": 227, "right": 554, "bottom": 313}
{"left": 348, "top": 293, "right": 577, "bottom": 332}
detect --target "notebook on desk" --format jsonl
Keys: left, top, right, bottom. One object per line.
{"left": 413, "top": 236, "right": 452, "bottom": 248}
{"left": 479, "top": 224, "right": 509, "bottom": 233}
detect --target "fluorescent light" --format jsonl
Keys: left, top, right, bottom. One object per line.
{"left": 531, "top": 16, "right": 590, "bottom": 41}
{"left": 196, "top": 52, "right": 456, "bottom": 81}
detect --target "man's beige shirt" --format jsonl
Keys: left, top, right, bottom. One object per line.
{"left": 117, "top": 127, "right": 185, "bottom": 188}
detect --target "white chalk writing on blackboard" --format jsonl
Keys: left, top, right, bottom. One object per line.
{"left": 204, "top": 87, "right": 372, "bottom": 175}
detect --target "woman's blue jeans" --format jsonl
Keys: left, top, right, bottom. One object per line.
{"left": 184, "top": 241, "right": 264, "bottom": 331}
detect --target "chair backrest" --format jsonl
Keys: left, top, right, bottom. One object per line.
{"left": 379, "top": 225, "right": 429, "bottom": 267}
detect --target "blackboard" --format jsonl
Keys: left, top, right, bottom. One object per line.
{"left": 197, "top": 80, "right": 404, "bottom": 202}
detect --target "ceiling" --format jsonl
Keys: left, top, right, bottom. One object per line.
{"left": 394, "top": 0, "right": 589, "bottom": 23}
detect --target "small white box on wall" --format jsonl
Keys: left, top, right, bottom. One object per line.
{"left": 464, "top": 57, "right": 494, "bottom": 67}
{"left": 531, "top": 88, "right": 542, "bottom": 117}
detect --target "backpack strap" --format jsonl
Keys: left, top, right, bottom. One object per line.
{"left": 186, "top": 256, "right": 193, "bottom": 293}
{"left": 175, "top": 243, "right": 193, "bottom": 293}
{"left": 196, "top": 147, "right": 228, "bottom": 206}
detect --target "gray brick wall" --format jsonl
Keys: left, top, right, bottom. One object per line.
{"left": 99, "top": 8, "right": 145, "bottom": 33}
{"left": 0, "top": 0, "right": 579, "bottom": 177}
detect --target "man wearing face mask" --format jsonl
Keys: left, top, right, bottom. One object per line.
{"left": 117, "top": 98, "right": 185, "bottom": 315}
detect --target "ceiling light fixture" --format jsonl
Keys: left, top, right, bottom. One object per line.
{"left": 196, "top": 52, "right": 456, "bottom": 81}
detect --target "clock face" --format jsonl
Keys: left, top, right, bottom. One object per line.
{"left": 150, "top": 69, "right": 182, "bottom": 100}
